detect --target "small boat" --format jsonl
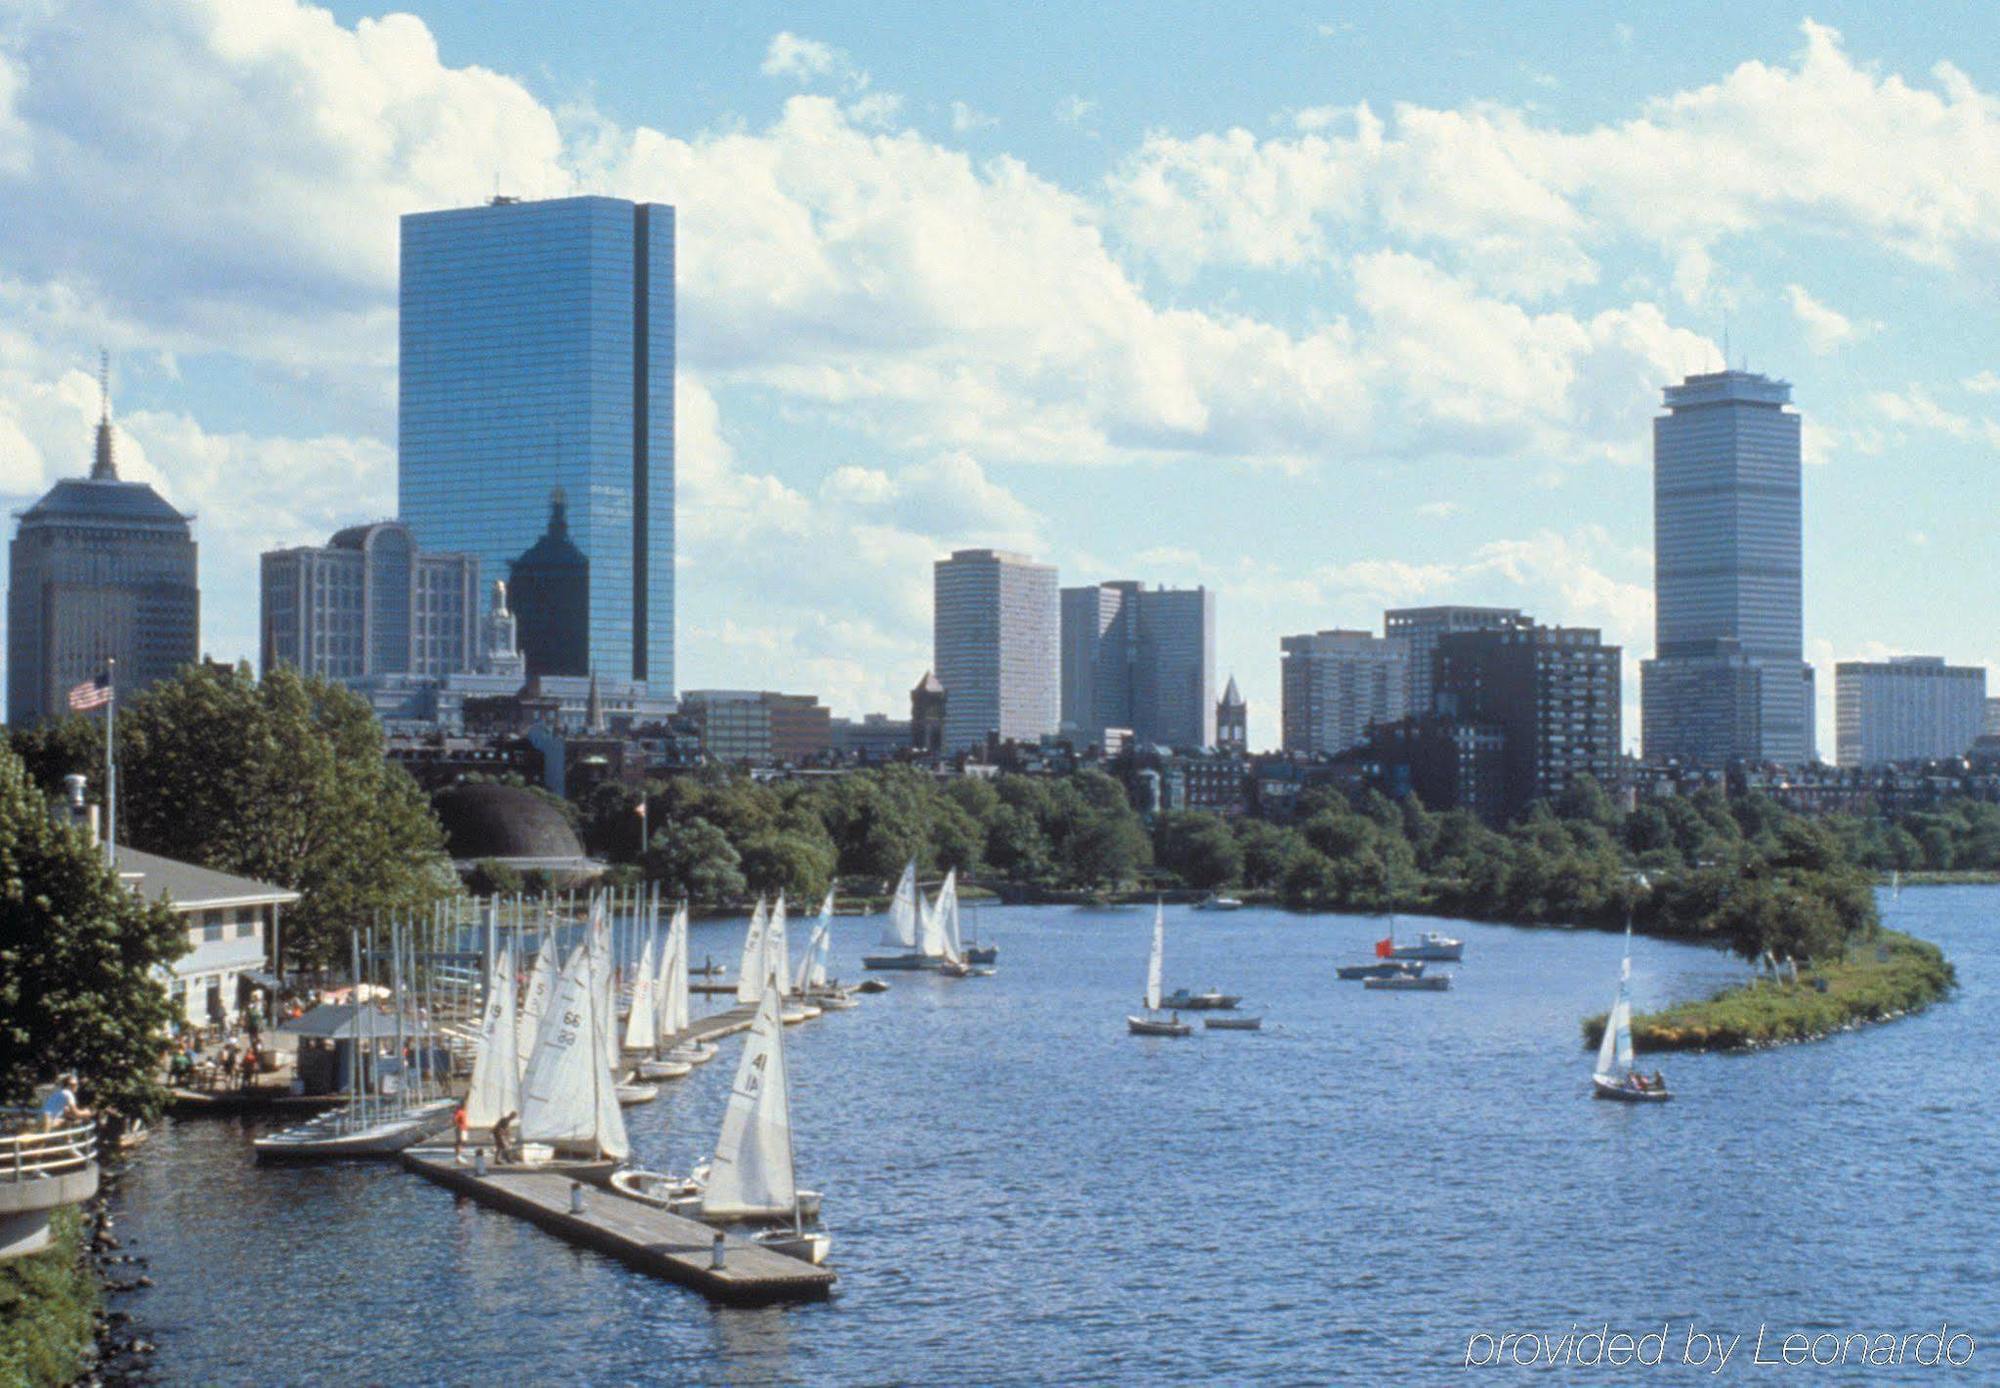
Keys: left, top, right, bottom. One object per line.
{"left": 253, "top": 1098, "right": 458, "bottom": 1163}
{"left": 855, "top": 978, "right": 891, "bottom": 994}
{"left": 1363, "top": 973, "right": 1452, "bottom": 992}
{"left": 1389, "top": 930, "right": 1463, "bottom": 962}
{"left": 610, "top": 1165, "right": 707, "bottom": 1206}
{"left": 634, "top": 1057, "right": 692, "bottom": 1081}
{"left": 1335, "top": 960, "right": 1424, "bottom": 981}
{"left": 1194, "top": 893, "right": 1245, "bottom": 911}
{"left": 615, "top": 1081, "right": 659, "bottom": 1106}
{"left": 1128, "top": 902, "right": 1194, "bottom": 1037}
{"left": 808, "top": 988, "right": 859, "bottom": 1010}
{"left": 1160, "top": 988, "right": 1240, "bottom": 1011}
{"left": 963, "top": 943, "right": 998, "bottom": 964}
{"left": 780, "top": 1002, "right": 820, "bottom": 1024}
{"left": 863, "top": 862, "right": 930, "bottom": 970}
{"left": 754, "top": 1227, "right": 832, "bottom": 1265}
{"left": 666, "top": 1040, "right": 717, "bottom": 1065}
{"left": 1204, "top": 1014, "right": 1263, "bottom": 1031}
{"left": 685, "top": 987, "right": 830, "bottom": 1241}
{"left": 1592, "top": 918, "right": 1672, "bottom": 1104}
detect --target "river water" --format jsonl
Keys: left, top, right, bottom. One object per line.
{"left": 108, "top": 889, "right": 1997, "bottom": 1385}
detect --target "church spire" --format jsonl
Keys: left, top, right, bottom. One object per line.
{"left": 90, "top": 349, "right": 118, "bottom": 481}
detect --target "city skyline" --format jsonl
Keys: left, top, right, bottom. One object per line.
{"left": 2, "top": 5, "right": 1999, "bottom": 749}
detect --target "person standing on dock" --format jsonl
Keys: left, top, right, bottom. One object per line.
{"left": 491, "top": 1110, "right": 516, "bottom": 1165}
{"left": 453, "top": 1103, "right": 470, "bottom": 1161}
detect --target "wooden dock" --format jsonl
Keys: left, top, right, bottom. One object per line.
{"left": 402, "top": 1150, "right": 835, "bottom": 1304}
{"left": 666, "top": 1004, "right": 756, "bottom": 1045}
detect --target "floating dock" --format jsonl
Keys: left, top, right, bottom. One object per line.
{"left": 665, "top": 1003, "right": 757, "bottom": 1044}
{"left": 402, "top": 1150, "right": 835, "bottom": 1304}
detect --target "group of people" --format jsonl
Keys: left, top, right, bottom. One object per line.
{"left": 166, "top": 1030, "right": 267, "bottom": 1091}
{"left": 1626, "top": 1068, "right": 1667, "bottom": 1093}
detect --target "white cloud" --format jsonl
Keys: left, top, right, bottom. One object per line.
{"left": 1963, "top": 369, "right": 2000, "bottom": 394}
{"left": 1109, "top": 22, "right": 2000, "bottom": 295}
{"left": 761, "top": 32, "right": 861, "bottom": 89}
{"left": 1416, "top": 499, "right": 1465, "bottom": 518}
{"left": 1784, "top": 283, "right": 1863, "bottom": 353}
{"left": 950, "top": 101, "right": 997, "bottom": 134}
{"left": 1055, "top": 95, "right": 1097, "bottom": 127}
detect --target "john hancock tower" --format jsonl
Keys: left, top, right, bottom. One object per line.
{"left": 398, "top": 195, "right": 674, "bottom": 688}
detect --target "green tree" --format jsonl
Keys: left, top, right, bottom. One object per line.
{"left": 113, "top": 664, "right": 448, "bottom": 969}
{"left": 1154, "top": 812, "right": 1243, "bottom": 890}
{"left": 465, "top": 859, "right": 525, "bottom": 897}
{"left": 642, "top": 817, "right": 746, "bottom": 904}
{"left": 739, "top": 828, "right": 837, "bottom": 903}
{"left": 0, "top": 746, "right": 185, "bottom": 1121}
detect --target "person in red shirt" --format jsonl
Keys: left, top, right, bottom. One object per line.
{"left": 453, "top": 1103, "right": 470, "bottom": 1161}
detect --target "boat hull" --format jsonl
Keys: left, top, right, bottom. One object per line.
{"left": 1363, "top": 975, "right": 1452, "bottom": 992}
{"left": 1203, "top": 1016, "right": 1263, "bottom": 1030}
{"left": 1592, "top": 1076, "right": 1673, "bottom": 1103}
{"left": 635, "top": 1058, "right": 693, "bottom": 1081}
{"left": 615, "top": 1083, "right": 660, "bottom": 1106}
{"left": 963, "top": 945, "right": 998, "bottom": 964}
{"left": 676, "top": 1191, "right": 824, "bottom": 1225}
{"left": 1126, "top": 1015, "right": 1193, "bottom": 1036}
{"left": 1336, "top": 961, "right": 1423, "bottom": 980}
{"left": 861, "top": 953, "right": 932, "bottom": 971}
{"left": 754, "top": 1229, "right": 831, "bottom": 1265}
{"left": 252, "top": 1099, "right": 457, "bottom": 1163}
{"left": 1160, "top": 991, "right": 1240, "bottom": 1010}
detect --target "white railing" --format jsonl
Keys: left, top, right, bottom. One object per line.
{"left": 0, "top": 1115, "right": 97, "bottom": 1182}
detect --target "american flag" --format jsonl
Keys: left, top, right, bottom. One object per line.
{"left": 67, "top": 675, "right": 112, "bottom": 711}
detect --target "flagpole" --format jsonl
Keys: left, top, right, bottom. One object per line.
{"left": 104, "top": 657, "right": 117, "bottom": 868}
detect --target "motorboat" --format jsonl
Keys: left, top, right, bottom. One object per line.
{"left": 1363, "top": 973, "right": 1452, "bottom": 992}
{"left": 610, "top": 1165, "right": 707, "bottom": 1206}
{"left": 1203, "top": 1014, "right": 1263, "bottom": 1031}
{"left": 855, "top": 978, "right": 891, "bottom": 994}
{"left": 1194, "top": 894, "right": 1245, "bottom": 911}
{"left": 1127, "top": 903, "right": 1195, "bottom": 1037}
{"left": 1335, "top": 960, "right": 1424, "bottom": 981}
{"left": 1160, "top": 988, "right": 1240, "bottom": 1011}
{"left": 1389, "top": 930, "right": 1463, "bottom": 962}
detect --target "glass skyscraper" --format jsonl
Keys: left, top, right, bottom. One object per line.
{"left": 399, "top": 195, "right": 674, "bottom": 689}
{"left": 1641, "top": 369, "right": 1814, "bottom": 765}
{"left": 934, "top": 549, "right": 1059, "bottom": 754}
{"left": 1061, "top": 581, "right": 1217, "bottom": 749}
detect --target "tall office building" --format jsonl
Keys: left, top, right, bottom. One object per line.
{"left": 1279, "top": 630, "right": 1408, "bottom": 756}
{"left": 1641, "top": 369, "right": 1814, "bottom": 765}
{"left": 1437, "top": 624, "right": 1621, "bottom": 820}
{"left": 1835, "top": 658, "right": 1986, "bottom": 766}
{"left": 7, "top": 376, "right": 198, "bottom": 724}
{"left": 934, "top": 549, "right": 1059, "bottom": 754}
{"left": 681, "top": 690, "right": 832, "bottom": 766}
{"left": 1061, "top": 582, "right": 1217, "bottom": 749}
{"left": 260, "top": 521, "right": 478, "bottom": 682}
{"left": 399, "top": 195, "right": 674, "bottom": 688}
{"left": 1385, "top": 606, "right": 1529, "bottom": 716}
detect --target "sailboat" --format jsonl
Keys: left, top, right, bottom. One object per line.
{"left": 1127, "top": 903, "right": 1192, "bottom": 1036}
{"left": 862, "top": 862, "right": 929, "bottom": 970}
{"left": 734, "top": 898, "right": 770, "bottom": 1001}
{"left": 518, "top": 911, "right": 633, "bottom": 1161}
{"left": 660, "top": 902, "right": 716, "bottom": 1065}
{"left": 767, "top": 895, "right": 818, "bottom": 1023}
{"left": 517, "top": 938, "right": 556, "bottom": 1065}
{"left": 798, "top": 891, "right": 857, "bottom": 1009}
{"left": 1591, "top": 924, "right": 1671, "bottom": 1103}
{"left": 463, "top": 941, "right": 520, "bottom": 1132}
{"left": 674, "top": 985, "right": 829, "bottom": 1261}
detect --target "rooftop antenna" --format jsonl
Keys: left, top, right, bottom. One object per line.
{"left": 90, "top": 348, "right": 118, "bottom": 481}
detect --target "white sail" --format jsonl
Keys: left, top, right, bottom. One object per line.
{"left": 519, "top": 942, "right": 630, "bottom": 1159}
{"left": 916, "top": 870, "right": 951, "bottom": 958}
{"left": 517, "top": 941, "right": 555, "bottom": 1072}
{"left": 796, "top": 890, "right": 834, "bottom": 993}
{"left": 736, "top": 898, "right": 769, "bottom": 1004}
{"left": 701, "top": 988, "right": 796, "bottom": 1220}
{"left": 588, "top": 894, "right": 619, "bottom": 1073}
{"left": 464, "top": 943, "right": 519, "bottom": 1128}
{"left": 937, "top": 870, "right": 963, "bottom": 963}
{"left": 1595, "top": 952, "right": 1633, "bottom": 1079}
{"left": 880, "top": 861, "right": 918, "bottom": 949}
{"left": 622, "top": 922, "right": 659, "bottom": 1053}
{"left": 1144, "top": 901, "right": 1166, "bottom": 1012}
{"left": 658, "top": 903, "right": 690, "bottom": 1040}
{"left": 766, "top": 894, "right": 791, "bottom": 998}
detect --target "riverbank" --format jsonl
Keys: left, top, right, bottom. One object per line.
{"left": 1583, "top": 930, "right": 1956, "bottom": 1053}
{"left": 0, "top": 1206, "right": 97, "bottom": 1387}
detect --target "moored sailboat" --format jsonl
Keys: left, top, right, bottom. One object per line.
{"left": 861, "top": 862, "right": 929, "bottom": 970}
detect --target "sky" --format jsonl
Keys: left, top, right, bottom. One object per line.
{"left": 2, "top": 0, "right": 1997, "bottom": 753}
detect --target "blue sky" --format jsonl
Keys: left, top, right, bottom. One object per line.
{"left": 2, "top": 1, "right": 1997, "bottom": 752}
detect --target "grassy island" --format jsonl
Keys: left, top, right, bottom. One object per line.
{"left": 0, "top": 1207, "right": 100, "bottom": 1388}
{"left": 1583, "top": 929, "right": 1955, "bottom": 1053}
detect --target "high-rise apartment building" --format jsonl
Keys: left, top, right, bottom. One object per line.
{"left": 1641, "top": 369, "right": 1814, "bottom": 765}
{"left": 1061, "top": 582, "right": 1217, "bottom": 749}
{"left": 1384, "top": 606, "right": 1529, "bottom": 716}
{"left": 1834, "top": 658, "right": 1986, "bottom": 767}
{"left": 681, "top": 690, "right": 831, "bottom": 766}
{"left": 7, "top": 381, "right": 198, "bottom": 724}
{"left": 398, "top": 195, "right": 674, "bottom": 688}
{"left": 934, "top": 549, "right": 1059, "bottom": 754}
{"left": 1279, "top": 629, "right": 1408, "bottom": 756}
{"left": 1437, "top": 624, "right": 1621, "bottom": 821}
{"left": 260, "top": 521, "right": 478, "bottom": 682}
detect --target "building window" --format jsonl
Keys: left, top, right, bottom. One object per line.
{"left": 203, "top": 920, "right": 223, "bottom": 943}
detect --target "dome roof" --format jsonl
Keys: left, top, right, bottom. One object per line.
{"left": 20, "top": 478, "right": 191, "bottom": 528}
{"left": 433, "top": 783, "right": 585, "bottom": 863}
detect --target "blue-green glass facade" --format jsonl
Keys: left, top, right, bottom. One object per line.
{"left": 398, "top": 195, "right": 674, "bottom": 688}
